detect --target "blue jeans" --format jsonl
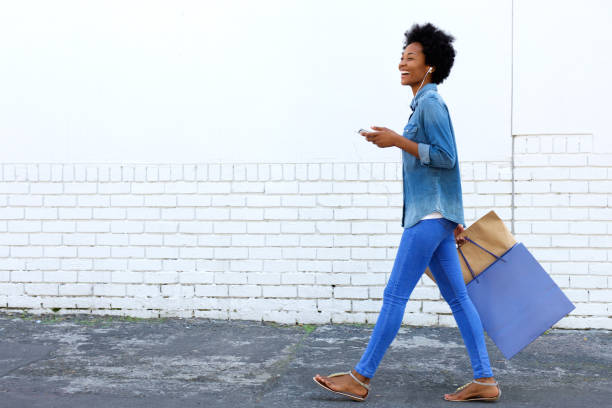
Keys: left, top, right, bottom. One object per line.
{"left": 354, "top": 217, "right": 494, "bottom": 379}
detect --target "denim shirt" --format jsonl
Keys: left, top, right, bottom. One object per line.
{"left": 401, "top": 83, "right": 465, "bottom": 229}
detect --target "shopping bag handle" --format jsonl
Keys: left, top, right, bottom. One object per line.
{"left": 457, "top": 236, "right": 507, "bottom": 284}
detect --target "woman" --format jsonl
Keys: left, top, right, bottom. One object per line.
{"left": 313, "top": 23, "right": 501, "bottom": 402}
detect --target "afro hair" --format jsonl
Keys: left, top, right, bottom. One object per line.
{"left": 403, "top": 23, "right": 456, "bottom": 85}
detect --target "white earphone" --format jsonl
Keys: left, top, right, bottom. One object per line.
{"left": 411, "top": 66, "right": 433, "bottom": 105}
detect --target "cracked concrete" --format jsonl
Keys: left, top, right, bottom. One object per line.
{"left": 0, "top": 312, "right": 610, "bottom": 407}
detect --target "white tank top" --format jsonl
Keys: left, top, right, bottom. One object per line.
{"left": 420, "top": 211, "right": 444, "bottom": 220}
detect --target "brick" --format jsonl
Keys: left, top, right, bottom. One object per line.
{"left": 570, "top": 276, "right": 607, "bottom": 288}
{"left": 247, "top": 221, "right": 282, "bottom": 234}
{"left": 143, "top": 272, "right": 178, "bottom": 284}
{"left": 230, "top": 208, "right": 264, "bottom": 220}
{"left": 93, "top": 283, "right": 126, "bottom": 296}
{"left": 229, "top": 285, "right": 261, "bottom": 297}
{"left": 514, "top": 181, "right": 550, "bottom": 193}
{"left": 588, "top": 290, "right": 612, "bottom": 302}
{"left": 280, "top": 272, "right": 313, "bottom": 285}
{"left": 263, "top": 182, "right": 298, "bottom": 194}
{"left": 128, "top": 259, "right": 162, "bottom": 271}
{"left": 550, "top": 181, "right": 589, "bottom": 193}
{"left": 43, "top": 270, "right": 77, "bottom": 283}
{"left": 263, "top": 208, "right": 298, "bottom": 220}
{"left": 312, "top": 221, "right": 348, "bottom": 234}
{"left": 262, "top": 285, "right": 297, "bottom": 298}
{"left": 30, "top": 183, "right": 63, "bottom": 194}
{"left": 144, "top": 195, "right": 176, "bottom": 207}
{"left": 276, "top": 196, "right": 312, "bottom": 209}
{"left": 25, "top": 283, "right": 58, "bottom": 296}
{"left": 247, "top": 272, "right": 281, "bottom": 285}
{"left": 0, "top": 283, "right": 24, "bottom": 295}
{"left": 332, "top": 182, "right": 368, "bottom": 194}
{"left": 298, "top": 208, "right": 333, "bottom": 220}
{"left": 59, "top": 283, "right": 93, "bottom": 296}
{"left": 334, "top": 286, "right": 368, "bottom": 299}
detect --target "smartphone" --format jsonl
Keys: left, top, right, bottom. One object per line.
{"left": 356, "top": 128, "right": 368, "bottom": 135}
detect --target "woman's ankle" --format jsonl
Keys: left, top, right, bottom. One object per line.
{"left": 352, "top": 369, "right": 371, "bottom": 383}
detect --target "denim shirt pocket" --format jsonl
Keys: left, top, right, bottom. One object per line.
{"left": 403, "top": 124, "right": 419, "bottom": 140}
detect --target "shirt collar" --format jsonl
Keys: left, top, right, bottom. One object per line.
{"left": 410, "top": 82, "right": 437, "bottom": 111}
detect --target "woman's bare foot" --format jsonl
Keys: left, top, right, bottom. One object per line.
{"left": 314, "top": 369, "right": 370, "bottom": 398}
{"left": 443, "top": 377, "right": 500, "bottom": 401}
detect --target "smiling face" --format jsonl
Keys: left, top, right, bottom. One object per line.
{"left": 398, "top": 42, "right": 435, "bottom": 89}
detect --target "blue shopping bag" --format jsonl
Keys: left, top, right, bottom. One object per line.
{"left": 458, "top": 237, "right": 575, "bottom": 360}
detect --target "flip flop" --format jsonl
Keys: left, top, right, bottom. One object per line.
{"left": 312, "top": 370, "right": 370, "bottom": 402}
{"left": 443, "top": 379, "right": 501, "bottom": 402}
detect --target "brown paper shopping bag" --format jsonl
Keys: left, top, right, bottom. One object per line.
{"left": 424, "top": 210, "right": 516, "bottom": 285}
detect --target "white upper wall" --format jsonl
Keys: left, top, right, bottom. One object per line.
{"left": 513, "top": 0, "right": 612, "bottom": 153}
{"left": 4, "top": 0, "right": 578, "bottom": 165}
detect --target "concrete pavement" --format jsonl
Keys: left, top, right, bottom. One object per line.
{"left": 0, "top": 312, "right": 610, "bottom": 407}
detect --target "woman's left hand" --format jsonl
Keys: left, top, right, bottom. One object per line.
{"left": 454, "top": 224, "right": 466, "bottom": 247}
{"left": 360, "top": 126, "right": 401, "bottom": 148}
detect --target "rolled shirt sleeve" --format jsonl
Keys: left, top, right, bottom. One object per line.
{"left": 417, "top": 142, "right": 431, "bottom": 165}
{"left": 417, "top": 97, "right": 457, "bottom": 169}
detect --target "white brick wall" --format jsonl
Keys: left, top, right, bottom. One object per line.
{"left": 510, "top": 134, "right": 612, "bottom": 329}
{"left": 0, "top": 133, "right": 611, "bottom": 328}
